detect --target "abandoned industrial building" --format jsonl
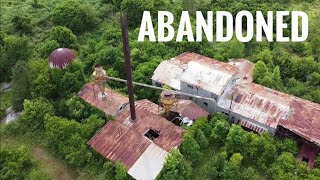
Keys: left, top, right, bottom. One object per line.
{"left": 78, "top": 52, "right": 319, "bottom": 179}
{"left": 152, "top": 52, "right": 320, "bottom": 168}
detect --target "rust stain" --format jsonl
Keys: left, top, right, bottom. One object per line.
{"left": 78, "top": 83, "right": 129, "bottom": 116}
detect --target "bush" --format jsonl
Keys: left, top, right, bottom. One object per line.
{"left": 19, "top": 98, "right": 54, "bottom": 133}
{"left": 0, "top": 146, "right": 34, "bottom": 180}
{"left": 37, "top": 40, "right": 60, "bottom": 58}
{"left": 11, "top": 15, "right": 32, "bottom": 34}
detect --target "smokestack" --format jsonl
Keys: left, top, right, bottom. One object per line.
{"left": 121, "top": 12, "right": 136, "bottom": 121}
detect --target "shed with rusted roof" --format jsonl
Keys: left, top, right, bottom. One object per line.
{"left": 78, "top": 83, "right": 129, "bottom": 116}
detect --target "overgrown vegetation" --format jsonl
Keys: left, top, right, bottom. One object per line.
{"left": 1, "top": 0, "right": 320, "bottom": 179}
{"left": 158, "top": 113, "right": 320, "bottom": 179}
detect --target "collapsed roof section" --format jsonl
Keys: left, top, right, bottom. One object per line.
{"left": 279, "top": 96, "right": 320, "bottom": 146}
{"left": 87, "top": 97, "right": 183, "bottom": 180}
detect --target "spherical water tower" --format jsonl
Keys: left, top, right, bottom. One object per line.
{"left": 48, "top": 48, "right": 76, "bottom": 69}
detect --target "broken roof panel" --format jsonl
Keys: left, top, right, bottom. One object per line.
{"left": 128, "top": 143, "right": 168, "bottom": 180}
{"left": 175, "top": 99, "right": 209, "bottom": 120}
{"left": 218, "top": 83, "right": 291, "bottom": 129}
{"left": 78, "top": 83, "right": 129, "bottom": 116}
{"left": 279, "top": 97, "right": 320, "bottom": 146}
{"left": 115, "top": 101, "right": 183, "bottom": 151}
{"left": 152, "top": 61, "right": 183, "bottom": 90}
{"left": 227, "top": 59, "right": 254, "bottom": 84}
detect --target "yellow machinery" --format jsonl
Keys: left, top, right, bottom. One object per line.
{"left": 93, "top": 65, "right": 107, "bottom": 96}
{"left": 160, "top": 90, "right": 177, "bottom": 115}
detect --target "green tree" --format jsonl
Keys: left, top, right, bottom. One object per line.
{"left": 157, "top": 149, "right": 192, "bottom": 180}
{"left": 65, "top": 96, "right": 104, "bottom": 122}
{"left": 308, "top": 72, "right": 320, "bottom": 87}
{"left": 0, "top": 35, "right": 30, "bottom": 82}
{"left": 60, "top": 60, "right": 86, "bottom": 98}
{"left": 254, "top": 49, "right": 273, "bottom": 65}
{"left": 180, "top": 134, "right": 201, "bottom": 162}
{"left": 121, "top": 0, "right": 154, "bottom": 28}
{"left": 226, "top": 39, "right": 245, "bottom": 59}
{"left": 115, "top": 162, "right": 129, "bottom": 180}
{"left": 222, "top": 153, "right": 243, "bottom": 179}
{"left": 37, "top": 40, "right": 60, "bottom": 58}
{"left": 52, "top": 0, "right": 97, "bottom": 34}
{"left": 44, "top": 116, "right": 91, "bottom": 167}
{"left": 194, "top": 129, "right": 209, "bottom": 149}
{"left": 210, "top": 113, "right": 230, "bottom": 145}
{"left": 272, "top": 66, "right": 283, "bottom": 89}
{"left": 28, "top": 59, "right": 54, "bottom": 99}
{"left": 19, "top": 98, "right": 54, "bottom": 133}
{"left": 226, "top": 125, "right": 248, "bottom": 155}
{"left": 256, "top": 133, "right": 277, "bottom": 171}
{"left": 276, "top": 138, "right": 298, "bottom": 156}
{"left": 49, "top": 26, "right": 77, "bottom": 48}
{"left": 268, "top": 152, "right": 309, "bottom": 179}
{"left": 11, "top": 61, "right": 31, "bottom": 111}
{"left": 11, "top": 15, "right": 32, "bottom": 34}
{"left": 208, "top": 151, "right": 227, "bottom": 179}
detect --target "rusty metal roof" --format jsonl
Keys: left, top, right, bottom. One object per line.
{"left": 115, "top": 101, "right": 183, "bottom": 151}
{"left": 78, "top": 83, "right": 129, "bottom": 116}
{"left": 152, "top": 52, "right": 238, "bottom": 93}
{"left": 175, "top": 99, "right": 209, "bottom": 120}
{"left": 218, "top": 83, "right": 291, "bottom": 129}
{"left": 174, "top": 52, "right": 238, "bottom": 74}
{"left": 218, "top": 82, "right": 320, "bottom": 146}
{"left": 88, "top": 120, "right": 150, "bottom": 169}
{"left": 87, "top": 98, "right": 183, "bottom": 177}
{"left": 279, "top": 97, "right": 320, "bottom": 146}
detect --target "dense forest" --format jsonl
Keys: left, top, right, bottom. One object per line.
{"left": 0, "top": 0, "right": 320, "bottom": 179}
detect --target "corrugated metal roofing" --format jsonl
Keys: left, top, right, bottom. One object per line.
{"left": 239, "top": 119, "right": 267, "bottom": 133}
{"left": 115, "top": 101, "right": 183, "bottom": 151}
{"left": 152, "top": 61, "right": 183, "bottom": 90}
{"left": 87, "top": 96, "right": 183, "bottom": 179}
{"left": 180, "top": 61, "right": 234, "bottom": 95}
{"left": 78, "top": 83, "right": 129, "bottom": 116}
{"left": 88, "top": 120, "right": 151, "bottom": 169}
{"left": 279, "top": 97, "right": 320, "bottom": 146}
{"left": 175, "top": 99, "right": 209, "bottom": 120}
{"left": 128, "top": 143, "right": 168, "bottom": 180}
{"left": 218, "top": 83, "right": 291, "bottom": 129}
{"left": 151, "top": 52, "right": 238, "bottom": 92}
